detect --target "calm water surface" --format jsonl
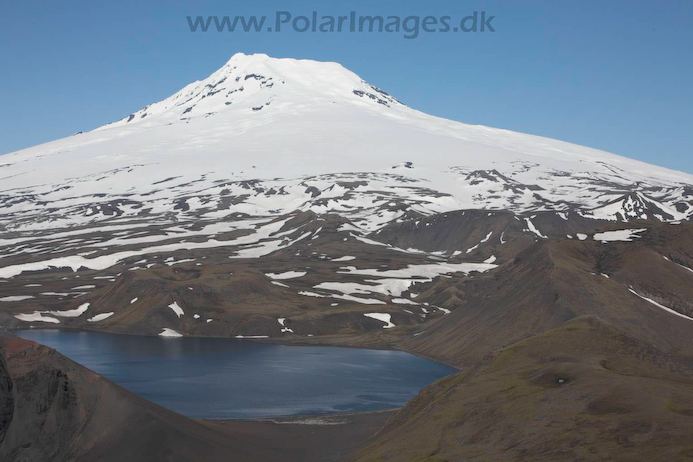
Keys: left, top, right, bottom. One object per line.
{"left": 16, "top": 329, "right": 455, "bottom": 419}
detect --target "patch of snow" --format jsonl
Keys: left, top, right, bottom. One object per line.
{"left": 50, "top": 302, "right": 90, "bottom": 317}
{"left": 434, "top": 306, "right": 451, "bottom": 315}
{"left": 87, "top": 312, "right": 114, "bottom": 322}
{"left": 165, "top": 258, "right": 196, "bottom": 266}
{"left": 466, "top": 231, "right": 493, "bottom": 254}
{"left": 168, "top": 301, "right": 184, "bottom": 317}
{"left": 331, "top": 293, "right": 386, "bottom": 305}
{"left": 298, "top": 291, "right": 325, "bottom": 297}
{"left": 593, "top": 228, "right": 646, "bottom": 243}
{"left": 265, "top": 270, "right": 307, "bottom": 280}
{"left": 662, "top": 255, "right": 693, "bottom": 274}
{"left": 14, "top": 312, "right": 60, "bottom": 323}
{"left": 159, "top": 328, "right": 183, "bottom": 337}
{"left": 525, "top": 218, "right": 547, "bottom": 239}
{"left": 0, "top": 296, "right": 34, "bottom": 302}
{"left": 629, "top": 289, "right": 693, "bottom": 322}
{"left": 364, "top": 312, "right": 395, "bottom": 328}
{"left": 331, "top": 256, "right": 356, "bottom": 262}
{"left": 278, "top": 317, "right": 294, "bottom": 333}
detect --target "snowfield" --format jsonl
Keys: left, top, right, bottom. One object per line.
{"left": 168, "top": 302, "right": 185, "bottom": 318}
{"left": 14, "top": 312, "right": 60, "bottom": 323}
{"left": 0, "top": 296, "right": 35, "bottom": 302}
{"left": 87, "top": 312, "right": 114, "bottom": 322}
{"left": 629, "top": 289, "right": 693, "bottom": 322}
{"left": 0, "top": 52, "right": 691, "bottom": 245}
{"left": 159, "top": 328, "right": 184, "bottom": 337}
{"left": 364, "top": 313, "right": 396, "bottom": 329}
{"left": 265, "top": 271, "right": 307, "bottom": 280}
{"left": 593, "top": 228, "right": 647, "bottom": 243}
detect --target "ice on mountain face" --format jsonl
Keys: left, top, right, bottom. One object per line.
{"left": 582, "top": 192, "right": 688, "bottom": 222}
{"left": 364, "top": 313, "right": 395, "bottom": 328}
{"left": 278, "top": 317, "right": 293, "bottom": 333}
{"left": 0, "top": 296, "right": 35, "bottom": 302}
{"left": 14, "top": 312, "right": 60, "bottom": 323}
{"left": 662, "top": 255, "right": 693, "bottom": 274}
{"left": 265, "top": 271, "right": 306, "bottom": 280}
{"left": 593, "top": 228, "right": 646, "bottom": 242}
{"left": 50, "top": 302, "right": 90, "bottom": 317}
{"left": 13, "top": 303, "right": 91, "bottom": 323}
{"left": 299, "top": 291, "right": 325, "bottom": 298}
{"left": 466, "top": 232, "right": 493, "bottom": 254}
{"left": 312, "top": 261, "right": 496, "bottom": 303}
{"left": 168, "top": 302, "right": 185, "bottom": 317}
{"left": 629, "top": 289, "right": 693, "bottom": 322}
{"left": 331, "top": 256, "right": 356, "bottom": 262}
{"left": 330, "top": 293, "right": 387, "bottom": 305}
{"left": 524, "top": 218, "right": 547, "bottom": 239}
{"left": 88, "top": 312, "right": 114, "bottom": 322}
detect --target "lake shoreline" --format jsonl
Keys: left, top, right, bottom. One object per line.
{"left": 11, "top": 324, "right": 461, "bottom": 370}
{"left": 201, "top": 409, "right": 395, "bottom": 462}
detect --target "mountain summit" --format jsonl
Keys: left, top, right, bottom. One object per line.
{"left": 102, "top": 53, "right": 403, "bottom": 130}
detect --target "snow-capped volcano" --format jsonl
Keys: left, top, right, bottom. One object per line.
{"left": 4, "top": 54, "right": 693, "bottom": 462}
{"left": 3, "top": 52, "right": 693, "bottom": 346}
{"left": 1, "top": 52, "right": 692, "bottom": 234}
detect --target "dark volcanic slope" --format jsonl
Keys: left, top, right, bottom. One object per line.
{"left": 356, "top": 316, "right": 693, "bottom": 462}
{"left": 0, "top": 334, "right": 388, "bottom": 462}
{"left": 1, "top": 214, "right": 692, "bottom": 461}
{"left": 406, "top": 222, "right": 693, "bottom": 368}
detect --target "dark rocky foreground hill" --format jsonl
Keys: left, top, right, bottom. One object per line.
{"left": 0, "top": 332, "right": 389, "bottom": 461}
{"left": 356, "top": 316, "right": 693, "bottom": 461}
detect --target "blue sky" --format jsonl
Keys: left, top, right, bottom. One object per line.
{"left": 2, "top": 0, "right": 692, "bottom": 173}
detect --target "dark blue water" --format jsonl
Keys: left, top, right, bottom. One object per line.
{"left": 16, "top": 329, "right": 455, "bottom": 419}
